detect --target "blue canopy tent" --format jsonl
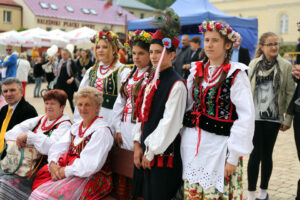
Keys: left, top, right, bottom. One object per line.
{"left": 127, "top": 0, "right": 258, "bottom": 58}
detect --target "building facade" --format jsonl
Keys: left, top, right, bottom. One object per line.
{"left": 114, "top": 0, "right": 155, "bottom": 19}
{"left": 210, "top": 0, "right": 300, "bottom": 44}
{"left": 12, "top": 0, "right": 137, "bottom": 34}
{"left": 0, "top": 0, "right": 22, "bottom": 32}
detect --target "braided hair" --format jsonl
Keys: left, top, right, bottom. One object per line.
{"left": 119, "top": 40, "right": 152, "bottom": 98}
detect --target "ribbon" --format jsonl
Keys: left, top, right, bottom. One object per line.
{"left": 192, "top": 111, "right": 202, "bottom": 156}
{"left": 194, "top": 61, "right": 204, "bottom": 77}
{"left": 152, "top": 46, "right": 166, "bottom": 88}
{"left": 222, "top": 63, "right": 231, "bottom": 73}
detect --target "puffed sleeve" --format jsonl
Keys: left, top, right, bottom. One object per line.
{"left": 186, "top": 62, "right": 197, "bottom": 111}
{"left": 133, "top": 121, "right": 142, "bottom": 143}
{"left": 47, "top": 130, "right": 71, "bottom": 164}
{"left": 227, "top": 70, "right": 255, "bottom": 165}
{"left": 5, "top": 116, "right": 40, "bottom": 140}
{"left": 26, "top": 120, "right": 72, "bottom": 155}
{"left": 144, "top": 81, "right": 187, "bottom": 161}
{"left": 64, "top": 127, "right": 113, "bottom": 178}
{"left": 111, "top": 68, "right": 131, "bottom": 133}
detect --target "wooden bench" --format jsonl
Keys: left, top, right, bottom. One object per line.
{"left": 103, "top": 146, "right": 134, "bottom": 200}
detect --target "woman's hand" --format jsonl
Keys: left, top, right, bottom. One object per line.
{"left": 114, "top": 133, "right": 123, "bottom": 148}
{"left": 292, "top": 65, "right": 300, "bottom": 79}
{"left": 133, "top": 142, "right": 143, "bottom": 169}
{"left": 142, "top": 155, "right": 151, "bottom": 170}
{"left": 58, "top": 167, "right": 66, "bottom": 179}
{"left": 280, "top": 124, "right": 290, "bottom": 131}
{"left": 16, "top": 133, "right": 27, "bottom": 150}
{"left": 66, "top": 77, "right": 74, "bottom": 84}
{"left": 49, "top": 162, "right": 61, "bottom": 181}
{"left": 224, "top": 162, "right": 237, "bottom": 178}
{"left": 182, "top": 64, "right": 191, "bottom": 70}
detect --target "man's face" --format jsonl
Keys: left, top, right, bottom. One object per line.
{"left": 233, "top": 39, "right": 241, "bottom": 49}
{"left": 181, "top": 36, "right": 190, "bottom": 48}
{"left": 2, "top": 83, "right": 23, "bottom": 106}
{"left": 5, "top": 46, "right": 13, "bottom": 55}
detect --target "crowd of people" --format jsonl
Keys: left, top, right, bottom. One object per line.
{"left": 0, "top": 8, "right": 299, "bottom": 200}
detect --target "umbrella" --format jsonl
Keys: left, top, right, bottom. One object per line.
{"left": 65, "top": 26, "right": 97, "bottom": 44}
{"left": 0, "top": 31, "right": 22, "bottom": 46}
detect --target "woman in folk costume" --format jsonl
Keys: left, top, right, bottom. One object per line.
{"left": 112, "top": 30, "right": 153, "bottom": 150}
{"left": 111, "top": 30, "right": 153, "bottom": 200}
{"left": 247, "top": 32, "right": 295, "bottom": 200}
{"left": 30, "top": 87, "right": 114, "bottom": 200}
{"left": 181, "top": 20, "right": 255, "bottom": 200}
{"left": 1, "top": 89, "right": 71, "bottom": 200}
{"left": 132, "top": 9, "right": 187, "bottom": 200}
{"left": 74, "top": 30, "right": 125, "bottom": 125}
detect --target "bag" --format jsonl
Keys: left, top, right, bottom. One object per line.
{"left": 0, "top": 140, "right": 42, "bottom": 177}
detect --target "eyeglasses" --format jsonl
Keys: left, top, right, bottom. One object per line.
{"left": 6, "top": 49, "right": 12, "bottom": 52}
{"left": 263, "top": 43, "right": 280, "bottom": 47}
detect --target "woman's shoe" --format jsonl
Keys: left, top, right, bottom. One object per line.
{"left": 255, "top": 193, "right": 268, "bottom": 200}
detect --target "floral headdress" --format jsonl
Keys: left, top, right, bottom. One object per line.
{"left": 124, "top": 30, "right": 152, "bottom": 54}
{"left": 91, "top": 30, "right": 122, "bottom": 49}
{"left": 198, "top": 20, "right": 238, "bottom": 42}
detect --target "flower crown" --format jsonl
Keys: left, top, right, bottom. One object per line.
{"left": 126, "top": 30, "right": 152, "bottom": 46}
{"left": 198, "top": 21, "right": 238, "bottom": 42}
{"left": 91, "top": 30, "right": 121, "bottom": 48}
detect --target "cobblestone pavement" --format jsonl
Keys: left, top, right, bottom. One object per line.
{"left": 25, "top": 83, "right": 299, "bottom": 200}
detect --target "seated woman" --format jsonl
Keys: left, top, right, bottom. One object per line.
{"left": 30, "top": 86, "right": 114, "bottom": 200}
{"left": 1, "top": 89, "right": 71, "bottom": 200}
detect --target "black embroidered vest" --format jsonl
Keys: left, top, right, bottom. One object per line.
{"left": 89, "top": 67, "right": 120, "bottom": 109}
{"left": 141, "top": 67, "right": 184, "bottom": 167}
{"left": 184, "top": 70, "right": 240, "bottom": 136}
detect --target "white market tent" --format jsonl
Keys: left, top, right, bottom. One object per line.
{"left": 0, "top": 27, "right": 96, "bottom": 48}
{"left": 0, "top": 31, "right": 22, "bottom": 46}
{"left": 65, "top": 27, "right": 97, "bottom": 45}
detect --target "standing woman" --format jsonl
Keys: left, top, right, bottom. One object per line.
{"left": 74, "top": 31, "right": 124, "bottom": 124}
{"left": 112, "top": 30, "right": 153, "bottom": 150}
{"left": 55, "top": 48, "right": 78, "bottom": 112}
{"left": 247, "top": 32, "right": 295, "bottom": 200}
{"left": 181, "top": 21, "right": 255, "bottom": 199}
{"left": 76, "top": 49, "right": 94, "bottom": 82}
{"left": 111, "top": 30, "right": 153, "bottom": 200}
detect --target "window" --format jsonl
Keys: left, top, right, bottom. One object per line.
{"left": 65, "top": 6, "right": 74, "bottom": 12}
{"left": 82, "top": 8, "right": 90, "bottom": 14}
{"left": 3, "top": 11, "right": 11, "bottom": 23}
{"left": 90, "top": 9, "right": 97, "bottom": 15}
{"left": 50, "top": 4, "right": 58, "bottom": 10}
{"left": 140, "top": 13, "right": 144, "bottom": 19}
{"left": 39, "top": 2, "right": 48, "bottom": 9}
{"left": 280, "top": 14, "right": 289, "bottom": 34}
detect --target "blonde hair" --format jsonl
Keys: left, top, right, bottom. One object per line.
{"left": 19, "top": 52, "right": 27, "bottom": 60}
{"left": 74, "top": 86, "right": 103, "bottom": 109}
{"left": 255, "top": 32, "right": 278, "bottom": 58}
{"left": 93, "top": 39, "right": 119, "bottom": 71}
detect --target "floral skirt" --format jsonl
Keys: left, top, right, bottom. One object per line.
{"left": 184, "top": 158, "right": 243, "bottom": 200}
{"left": 30, "top": 171, "right": 112, "bottom": 200}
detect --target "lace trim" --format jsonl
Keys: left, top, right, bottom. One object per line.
{"left": 183, "top": 162, "right": 224, "bottom": 193}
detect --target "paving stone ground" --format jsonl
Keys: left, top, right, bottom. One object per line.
{"left": 26, "top": 83, "right": 299, "bottom": 200}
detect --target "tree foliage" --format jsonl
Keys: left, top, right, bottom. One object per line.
{"left": 138, "top": 0, "right": 176, "bottom": 10}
